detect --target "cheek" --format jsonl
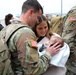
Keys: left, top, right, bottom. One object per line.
{"left": 45, "top": 28, "right": 48, "bottom": 33}
{"left": 36, "top": 30, "right": 41, "bottom": 35}
{"left": 31, "top": 15, "right": 36, "bottom": 23}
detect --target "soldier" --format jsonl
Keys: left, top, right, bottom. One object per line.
{"left": 62, "top": 6, "right": 76, "bottom": 75}
{"left": 2, "top": 0, "right": 61, "bottom": 75}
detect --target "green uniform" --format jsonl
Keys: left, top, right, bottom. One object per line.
{"left": 7, "top": 20, "right": 51, "bottom": 75}
{"left": 50, "top": 16, "right": 64, "bottom": 36}
{"left": 62, "top": 6, "right": 76, "bottom": 75}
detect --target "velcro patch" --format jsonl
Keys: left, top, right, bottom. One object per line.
{"left": 30, "top": 40, "right": 38, "bottom": 48}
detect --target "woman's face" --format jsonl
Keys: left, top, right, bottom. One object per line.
{"left": 36, "top": 21, "right": 49, "bottom": 37}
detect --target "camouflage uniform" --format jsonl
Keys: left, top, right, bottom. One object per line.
{"left": 50, "top": 16, "right": 64, "bottom": 36}
{"left": 7, "top": 20, "right": 51, "bottom": 75}
{"left": 62, "top": 6, "right": 76, "bottom": 75}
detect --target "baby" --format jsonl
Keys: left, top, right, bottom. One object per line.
{"left": 39, "top": 35, "right": 64, "bottom": 52}
{"left": 38, "top": 35, "right": 70, "bottom": 68}
{"left": 48, "top": 35, "right": 64, "bottom": 48}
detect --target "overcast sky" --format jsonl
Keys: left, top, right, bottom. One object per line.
{"left": 0, "top": 0, "right": 76, "bottom": 19}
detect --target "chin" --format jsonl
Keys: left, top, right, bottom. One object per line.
{"left": 43, "top": 34, "right": 46, "bottom": 36}
{"left": 41, "top": 35, "right": 45, "bottom": 37}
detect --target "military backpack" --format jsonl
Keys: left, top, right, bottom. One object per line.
{"left": 0, "top": 23, "right": 29, "bottom": 75}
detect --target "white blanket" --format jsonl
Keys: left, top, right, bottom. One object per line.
{"left": 38, "top": 37, "right": 70, "bottom": 67}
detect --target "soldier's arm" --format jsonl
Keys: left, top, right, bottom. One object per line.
{"left": 8, "top": 28, "right": 51, "bottom": 75}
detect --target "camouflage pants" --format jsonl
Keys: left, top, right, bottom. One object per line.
{"left": 66, "top": 69, "right": 76, "bottom": 75}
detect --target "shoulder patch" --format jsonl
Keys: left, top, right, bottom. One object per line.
{"left": 68, "top": 17, "right": 76, "bottom": 22}
{"left": 30, "top": 40, "right": 38, "bottom": 48}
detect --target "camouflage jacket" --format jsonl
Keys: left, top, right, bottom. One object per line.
{"left": 7, "top": 20, "right": 51, "bottom": 75}
{"left": 62, "top": 6, "right": 76, "bottom": 73}
{"left": 50, "top": 16, "right": 64, "bottom": 36}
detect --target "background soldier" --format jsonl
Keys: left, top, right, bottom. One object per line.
{"left": 62, "top": 6, "right": 76, "bottom": 75}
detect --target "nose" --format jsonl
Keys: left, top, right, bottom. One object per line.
{"left": 42, "top": 28, "right": 46, "bottom": 33}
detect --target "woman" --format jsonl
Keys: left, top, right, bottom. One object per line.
{"left": 32, "top": 15, "right": 70, "bottom": 75}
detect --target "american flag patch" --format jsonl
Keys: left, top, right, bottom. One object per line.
{"left": 68, "top": 17, "right": 76, "bottom": 21}
{"left": 31, "top": 40, "right": 38, "bottom": 48}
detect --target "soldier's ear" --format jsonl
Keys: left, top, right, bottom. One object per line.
{"left": 29, "top": 9, "right": 34, "bottom": 15}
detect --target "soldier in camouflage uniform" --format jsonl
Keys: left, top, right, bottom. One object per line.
{"left": 4, "top": 0, "right": 61, "bottom": 75}
{"left": 62, "top": 6, "right": 76, "bottom": 75}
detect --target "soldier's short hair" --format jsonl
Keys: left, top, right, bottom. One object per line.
{"left": 22, "top": 0, "right": 43, "bottom": 14}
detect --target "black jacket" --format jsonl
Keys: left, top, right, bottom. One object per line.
{"left": 0, "top": 24, "right": 4, "bottom": 31}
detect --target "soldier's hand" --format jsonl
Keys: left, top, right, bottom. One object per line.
{"left": 46, "top": 42, "right": 61, "bottom": 56}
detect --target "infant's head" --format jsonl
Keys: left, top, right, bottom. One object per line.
{"left": 48, "top": 35, "right": 64, "bottom": 47}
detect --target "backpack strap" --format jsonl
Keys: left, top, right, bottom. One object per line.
{"left": 1, "top": 24, "right": 29, "bottom": 42}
